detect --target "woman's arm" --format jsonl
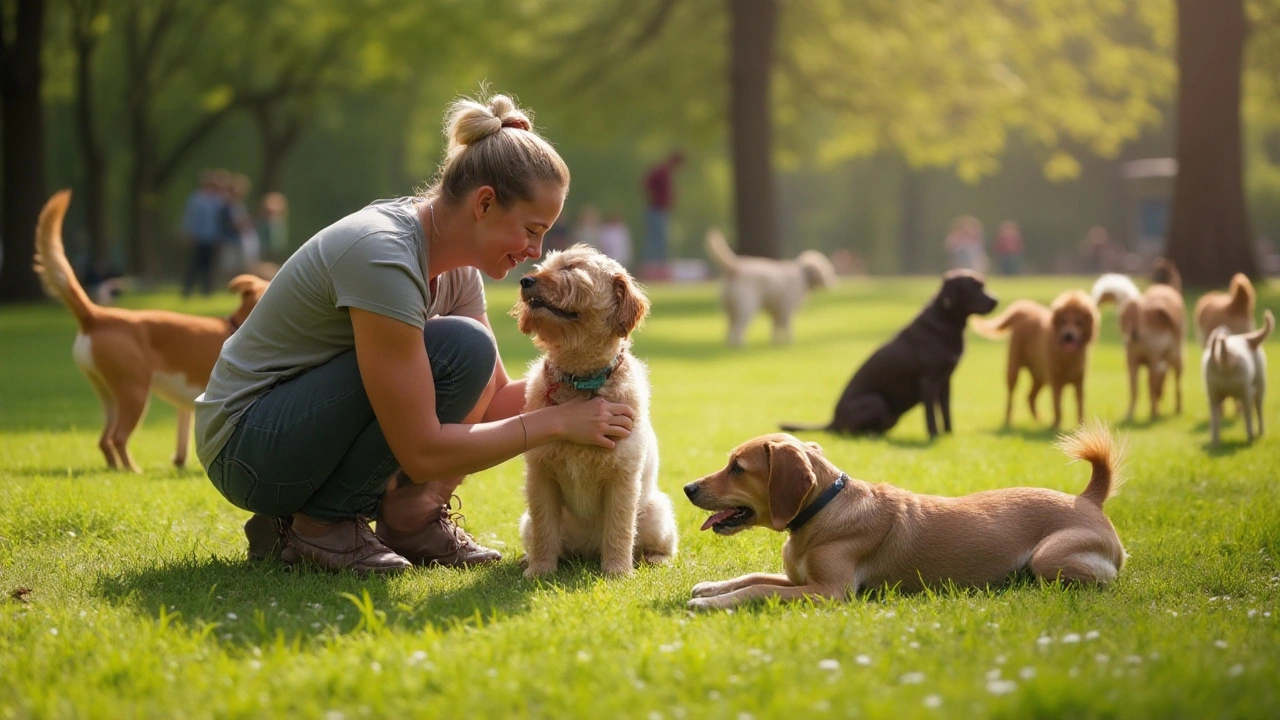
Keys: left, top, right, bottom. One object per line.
{"left": 468, "top": 312, "right": 528, "bottom": 422}
{"left": 352, "top": 309, "right": 633, "bottom": 483}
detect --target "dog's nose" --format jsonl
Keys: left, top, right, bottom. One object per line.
{"left": 683, "top": 483, "right": 699, "bottom": 499}
{"left": 519, "top": 276, "right": 536, "bottom": 289}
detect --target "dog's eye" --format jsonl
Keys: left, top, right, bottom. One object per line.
{"left": 729, "top": 461, "right": 744, "bottom": 475}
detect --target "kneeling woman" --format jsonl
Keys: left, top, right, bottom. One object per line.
{"left": 195, "top": 93, "right": 635, "bottom": 575}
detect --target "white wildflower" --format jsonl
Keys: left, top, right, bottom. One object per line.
{"left": 923, "top": 694, "right": 942, "bottom": 708}
{"left": 1228, "top": 664, "right": 1245, "bottom": 677}
{"left": 1214, "top": 640, "right": 1228, "bottom": 649}
{"left": 1095, "top": 654, "right": 1110, "bottom": 664}
{"left": 819, "top": 659, "right": 840, "bottom": 671}
{"left": 1062, "top": 633, "right": 1081, "bottom": 644}
{"left": 1085, "top": 630, "right": 1099, "bottom": 641}
{"left": 1019, "top": 666, "right": 1036, "bottom": 680}
{"left": 987, "top": 680, "right": 1017, "bottom": 695}
{"left": 855, "top": 654, "right": 872, "bottom": 666}
{"left": 900, "top": 672, "right": 925, "bottom": 684}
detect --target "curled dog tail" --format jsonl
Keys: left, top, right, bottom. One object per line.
{"left": 1243, "top": 309, "right": 1274, "bottom": 351}
{"left": 32, "top": 190, "right": 97, "bottom": 332}
{"left": 1228, "top": 273, "right": 1255, "bottom": 312}
{"left": 1090, "top": 273, "right": 1141, "bottom": 308}
{"left": 1058, "top": 420, "right": 1127, "bottom": 506}
{"left": 705, "top": 228, "right": 739, "bottom": 274}
{"left": 1152, "top": 258, "right": 1182, "bottom": 294}
{"left": 1209, "top": 328, "right": 1232, "bottom": 370}
{"left": 969, "top": 303, "right": 1023, "bottom": 340}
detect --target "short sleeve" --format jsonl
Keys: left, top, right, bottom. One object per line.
{"left": 442, "top": 268, "right": 487, "bottom": 318}
{"left": 329, "top": 233, "right": 428, "bottom": 329}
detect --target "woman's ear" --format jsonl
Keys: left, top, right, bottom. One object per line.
{"left": 473, "top": 186, "right": 496, "bottom": 219}
{"left": 768, "top": 441, "right": 816, "bottom": 531}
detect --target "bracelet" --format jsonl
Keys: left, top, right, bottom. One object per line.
{"left": 518, "top": 413, "right": 528, "bottom": 451}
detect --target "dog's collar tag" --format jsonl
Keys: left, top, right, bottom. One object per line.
{"left": 558, "top": 354, "right": 622, "bottom": 392}
{"left": 786, "top": 474, "right": 848, "bottom": 533}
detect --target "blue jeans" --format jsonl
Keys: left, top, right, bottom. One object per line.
{"left": 206, "top": 316, "right": 497, "bottom": 521}
{"left": 644, "top": 208, "right": 669, "bottom": 264}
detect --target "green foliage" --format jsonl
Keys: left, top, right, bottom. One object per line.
{"left": 2, "top": 278, "right": 1280, "bottom": 717}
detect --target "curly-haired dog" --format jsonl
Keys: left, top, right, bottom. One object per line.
{"left": 683, "top": 425, "right": 1126, "bottom": 609}
{"left": 780, "top": 270, "right": 998, "bottom": 439}
{"left": 1195, "top": 273, "right": 1256, "bottom": 346}
{"left": 1091, "top": 261, "right": 1186, "bottom": 422}
{"left": 972, "top": 290, "right": 1100, "bottom": 429}
{"left": 705, "top": 228, "right": 838, "bottom": 346}
{"left": 512, "top": 244, "right": 678, "bottom": 577}
{"left": 1203, "top": 310, "right": 1273, "bottom": 445}
{"left": 33, "top": 190, "right": 268, "bottom": 471}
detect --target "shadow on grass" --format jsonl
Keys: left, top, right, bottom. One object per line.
{"left": 988, "top": 425, "right": 1062, "bottom": 442}
{"left": 1201, "top": 439, "right": 1258, "bottom": 457}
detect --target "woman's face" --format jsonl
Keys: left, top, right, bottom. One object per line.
{"left": 473, "top": 182, "right": 566, "bottom": 280}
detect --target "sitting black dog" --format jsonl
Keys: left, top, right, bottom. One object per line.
{"left": 781, "top": 270, "right": 998, "bottom": 438}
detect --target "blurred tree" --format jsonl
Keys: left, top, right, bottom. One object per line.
{"left": 539, "top": 0, "right": 1174, "bottom": 263}
{"left": 121, "top": 0, "right": 238, "bottom": 277}
{"left": 1165, "top": 0, "right": 1259, "bottom": 286}
{"left": 0, "top": 0, "right": 48, "bottom": 302}
{"left": 68, "top": 0, "right": 109, "bottom": 274}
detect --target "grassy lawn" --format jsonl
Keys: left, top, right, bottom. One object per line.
{"left": 2, "top": 275, "right": 1278, "bottom": 719}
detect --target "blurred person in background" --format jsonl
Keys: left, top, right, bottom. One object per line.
{"left": 258, "top": 191, "right": 290, "bottom": 261}
{"left": 597, "top": 211, "right": 633, "bottom": 269}
{"left": 1079, "top": 225, "right": 1112, "bottom": 274}
{"left": 994, "top": 220, "right": 1024, "bottom": 276}
{"left": 945, "top": 215, "right": 988, "bottom": 274}
{"left": 182, "top": 169, "right": 231, "bottom": 297}
{"left": 228, "top": 173, "right": 260, "bottom": 270}
{"left": 641, "top": 151, "right": 683, "bottom": 281}
{"left": 573, "top": 204, "right": 602, "bottom": 250}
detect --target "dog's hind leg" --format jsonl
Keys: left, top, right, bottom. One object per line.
{"left": 1125, "top": 357, "right": 1139, "bottom": 422}
{"left": 725, "top": 287, "right": 758, "bottom": 347}
{"left": 84, "top": 370, "right": 120, "bottom": 469}
{"left": 1172, "top": 354, "right": 1184, "bottom": 415}
{"left": 1148, "top": 365, "right": 1167, "bottom": 419}
{"left": 1208, "top": 394, "right": 1223, "bottom": 445}
{"left": 1026, "top": 377, "right": 1043, "bottom": 423}
{"left": 1030, "top": 530, "right": 1120, "bottom": 585}
{"left": 1242, "top": 389, "right": 1256, "bottom": 441}
{"left": 173, "top": 408, "right": 192, "bottom": 468}
{"left": 106, "top": 384, "right": 149, "bottom": 473}
{"left": 636, "top": 491, "right": 677, "bottom": 565}
{"left": 833, "top": 393, "right": 893, "bottom": 434}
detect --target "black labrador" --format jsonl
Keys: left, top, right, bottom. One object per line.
{"left": 781, "top": 270, "right": 999, "bottom": 438}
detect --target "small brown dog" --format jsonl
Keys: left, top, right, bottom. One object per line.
{"left": 513, "top": 245, "right": 678, "bottom": 577}
{"left": 683, "top": 426, "right": 1126, "bottom": 609}
{"left": 1194, "top": 273, "right": 1256, "bottom": 345}
{"left": 972, "top": 290, "right": 1100, "bottom": 428}
{"left": 33, "top": 190, "right": 268, "bottom": 471}
{"left": 1091, "top": 262, "right": 1186, "bottom": 422}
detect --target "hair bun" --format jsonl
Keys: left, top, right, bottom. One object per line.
{"left": 444, "top": 93, "right": 533, "bottom": 151}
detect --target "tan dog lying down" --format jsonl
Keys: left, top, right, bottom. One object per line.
{"left": 33, "top": 190, "right": 268, "bottom": 471}
{"left": 514, "top": 245, "right": 678, "bottom": 577}
{"left": 683, "top": 426, "right": 1125, "bottom": 609}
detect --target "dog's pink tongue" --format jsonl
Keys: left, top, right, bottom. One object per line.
{"left": 701, "top": 510, "right": 737, "bottom": 531}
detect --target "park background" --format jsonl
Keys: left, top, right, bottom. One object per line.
{"left": 2, "top": 0, "right": 1280, "bottom": 291}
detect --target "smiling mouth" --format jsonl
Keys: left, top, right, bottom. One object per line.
{"left": 526, "top": 297, "right": 579, "bottom": 320}
{"left": 700, "top": 507, "right": 756, "bottom": 535}
{"left": 1059, "top": 334, "right": 1081, "bottom": 352}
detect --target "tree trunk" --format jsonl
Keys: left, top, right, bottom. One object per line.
{"left": 0, "top": 0, "right": 47, "bottom": 303}
{"left": 897, "top": 164, "right": 926, "bottom": 274}
{"left": 126, "top": 102, "right": 159, "bottom": 277}
{"left": 728, "top": 0, "right": 778, "bottom": 258}
{"left": 1165, "top": 0, "right": 1258, "bottom": 287}
{"left": 73, "top": 15, "right": 109, "bottom": 275}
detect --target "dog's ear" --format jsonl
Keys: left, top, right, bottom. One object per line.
{"left": 805, "top": 441, "right": 824, "bottom": 456}
{"left": 611, "top": 273, "right": 650, "bottom": 337}
{"left": 227, "top": 274, "right": 267, "bottom": 303}
{"left": 767, "top": 441, "right": 816, "bottom": 531}
{"left": 937, "top": 279, "right": 957, "bottom": 311}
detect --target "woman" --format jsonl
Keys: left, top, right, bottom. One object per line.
{"left": 194, "top": 93, "right": 636, "bottom": 575}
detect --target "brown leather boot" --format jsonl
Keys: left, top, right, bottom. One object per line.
{"left": 286, "top": 516, "right": 412, "bottom": 576}
{"left": 375, "top": 500, "right": 501, "bottom": 567}
{"left": 244, "top": 514, "right": 300, "bottom": 565}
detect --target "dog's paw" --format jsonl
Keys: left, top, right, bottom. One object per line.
{"left": 523, "top": 560, "right": 557, "bottom": 578}
{"left": 690, "top": 581, "right": 724, "bottom": 598}
{"left": 601, "top": 562, "right": 634, "bottom": 577}
{"left": 642, "top": 550, "right": 674, "bottom": 565}
{"left": 687, "top": 596, "right": 723, "bottom": 611}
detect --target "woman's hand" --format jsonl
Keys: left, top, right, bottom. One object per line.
{"left": 548, "top": 397, "right": 636, "bottom": 449}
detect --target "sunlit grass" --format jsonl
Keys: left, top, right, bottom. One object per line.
{"left": 2, "top": 276, "right": 1278, "bottom": 718}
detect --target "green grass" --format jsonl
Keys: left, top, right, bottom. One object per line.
{"left": 2, "top": 276, "right": 1279, "bottom": 719}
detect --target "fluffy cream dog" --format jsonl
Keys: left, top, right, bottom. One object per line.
{"left": 1091, "top": 266, "right": 1186, "bottom": 422}
{"left": 683, "top": 425, "right": 1126, "bottom": 610}
{"left": 705, "top": 229, "right": 838, "bottom": 346}
{"left": 513, "top": 244, "right": 678, "bottom": 577}
{"left": 1202, "top": 310, "right": 1273, "bottom": 445}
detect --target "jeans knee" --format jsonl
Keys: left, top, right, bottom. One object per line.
{"left": 424, "top": 316, "right": 497, "bottom": 415}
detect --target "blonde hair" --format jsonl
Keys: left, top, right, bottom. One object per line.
{"left": 423, "top": 92, "right": 569, "bottom": 208}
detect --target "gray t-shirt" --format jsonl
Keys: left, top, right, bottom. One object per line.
{"left": 194, "top": 196, "right": 486, "bottom": 467}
